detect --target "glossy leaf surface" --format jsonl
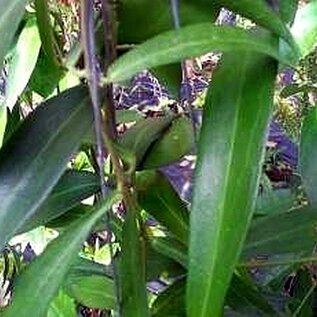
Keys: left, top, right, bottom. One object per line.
{"left": 20, "top": 170, "right": 100, "bottom": 233}
{"left": 4, "top": 17, "right": 41, "bottom": 111}
{"left": 3, "top": 192, "right": 121, "bottom": 317}
{"left": 0, "top": 86, "right": 92, "bottom": 251}
{"left": 119, "top": 209, "right": 149, "bottom": 317}
{"left": 187, "top": 50, "right": 277, "bottom": 317}
{"left": 107, "top": 24, "right": 297, "bottom": 84}
{"left": 300, "top": 106, "right": 317, "bottom": 206}
{"left": 0, "top": 0, "right": 27, "bottom": 67}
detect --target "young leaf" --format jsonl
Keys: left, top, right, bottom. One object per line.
{"left": 4, "top": 17, "right": 41, "bottom": 111}
{"left": 107, "top": 24, "right": 297, "bottom": 83}
{"left": 187, "top": 49, "right": 277, "bottom": 317}
{"left": 300, "top": 105, "right": 317, "bottom": 206}
{"left": 137, "top": 171, "right": 189, "bottom": 244}
{"left": 47, "top": 290, "right": 76, "bottom": 317}
{"left": 141, "top": 116, "right": 194, "bottom": 169}
{"left": 291, "top": 1, "right": 317, "bottom": 58}
{"left": 0, "top": 0, "right": 28, "bottom": 67}
{"left": 19, "top": 170, "right": 100, "bottom": 233}
{"left": 0, "top": 86, "right": 93, "bottom": 252}
{"left": 119, "top": 209, "right": 149, "bottom": 317}
{"left": 3, "top": 191, "right": 121, "bottom": 317}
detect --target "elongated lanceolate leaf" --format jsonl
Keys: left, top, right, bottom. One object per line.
{"left": 187, "top": 49, "right": 277, "bottom": 317}
{"left": 19, "top": 170, "right": 100, "bottom": 233}
{"left": 137, "top": 171, "right": 189, "bottom": 244}
{"left": 3, "top": 191, "right": 121, "bottom": 317}
{"left": 4, "top": 17, "right": 41, "bottom": 111}
{"left": 107, "top": 24, "right": 297, "bottom": 83}
{"left": 300, "top": 107, "right": 317, "bottom": 206}
{"left": 119, "top": 209, "right": 149, "bottom": 317}
{"left": 242, "top": 207, "right": 317, "bottom": 259}
{"left": 291, "top": 1, "right": 317, "bottom": 58}
{"left": 0, "top": 86, "right": 92, "bottom": 252}
{"left": 0, "top": 0, "right": 27, "bottom": 67}
{"left": 34, "top": 0, "right": 61, "bottom": 67}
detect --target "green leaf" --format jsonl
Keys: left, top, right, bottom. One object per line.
{"left": 107, "top": 24, "right": 297, "bottom": 84}
{"left": 137, "top": 171, "right": 189, "bottom": 244}
{"left": 242, "top": 207, "right": 317, "bottom": 259}
{"left": 280, "top": 0, "right": 298, "bottom": 24}
{"left": 226, "top": 270, "right": 277, "bottom": 315}
{"left": 151, "top": 278, "right": 186, "bottom": 317}
{"left": 34, "top": 0, "right": 61, "bottom": 67}
{"left": 152, "top": 274, "right": 276, "bottom": 317}
{"left": 29, "top": 50, "right": 64, "bottom": 97}
{"left": 151, "top": 64, "right": 182, "bottom": 99}
{"left": 146, "top": 246, "right": 185, "bottom": 281}
{"left": 215, "top": 0, "right": 295, "bottom": 46}
{"left": 116, "top": 109, "right": 144, "bottom": 124}
{"left": 4, "top": 17, "right": 41, "bottom": 111}
{"left": 64, "top": 275, "right": 115, "bottom": 309}
{"left": 119, "top": 209, "right": 149, "bottom": 317}
{"left": 187, "top": 49, "right": 277, "bottom": 317}
{"left": 3, "top": 191, "right": 121, "bottom": 317}
{"left": 255, "top": 187, "right": 296, "bottom": 216}
{"left": 67, "top": 256, "right": 110, "bottom": 279}
{"left": 151, "top": 236, "right": 187, "bottom": 268}
{"left": 291, "top": 1, "right": 317, "bottom": 58}
{"left": 0, "top": 86, "right": 92, "bottom": 251}
{"left": 142, "top": 116, "right": 194, "bottom": 169}
{"left": 117, "top": 0, "right": 220, "bottom": 43}
{"left": 119, "top": 115, "right": 174, "bottom": 168}
{"left": 47, "top": 290, "right": 76, "bottom": 317}
{"left": 0, "top": 0, "right": 28, "bottom": 67}
{"left": 300, "top": 106, "right": 317, "bottom": 206}
{"left": 19, "top": 170, "right": 100, "bottom": 233}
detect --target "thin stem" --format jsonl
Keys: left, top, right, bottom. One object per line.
{"left": 101, "top": 0, "right": 117, "bottom": 140}
{"left": 80, "top": 0, "right": 120, "bottom": 312}
{"left": 170, "top": 0, "right": 197, "bottom": 143}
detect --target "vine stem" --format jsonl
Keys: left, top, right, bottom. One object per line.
{"left": 170, "top": 0, "right": 197, "bottom": 142}
{"left": 80, "top": 0, "right": 121, "bottom": 312}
